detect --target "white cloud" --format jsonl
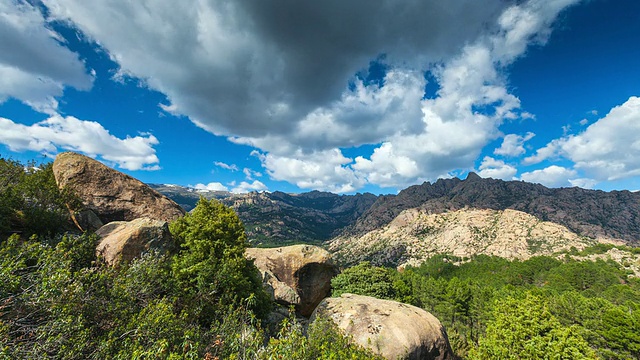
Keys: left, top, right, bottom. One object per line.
{"left": 343, "top": 0, "right": 580, "bottom": 189}
{"left": 519, "top": 165, "right": 577, "bottom": 188}
{"left": 255, "top": 149, "right": 364, "bottom": 193}
{"left": 0, "top": 1, "right": 92, "bottom": 112}
{"left": 214, "top": 161, "right": 238, "bottom": 171}
{"left": 477, "top": 156, "right": 517, "bottom": 180}
{"left": 568, "top": 178, "right": 597, "bottom": 189}
{"left": 523, "top": 140, "right": 561, "bottom": 165}
{"left": 243, "top": 167, "right": 262, "bottom": 180}
{"left": 41, "top": 0, "right": 581, "bottom": 191}
{"left": 526, "top": 96, "right": 640, "bottom": 181}
{"left": 192, "top": 182, "right": 228, "bottom": 192}
{"left": 44, "top": 0, "right": 510, "bottom": 136}
{"left": 559, "top": 96, "right": 640, "bottom": 180}
{"left": 494, "top": 132, "right": 535, "bottom": 157}
{"left": 579, "top": 118, "right": 589, "bottom": 126}
{"left": 0, "top": 114, "right": 159, "bottom": 170}
{"left": 231, "top": 180, "right": 268, "bottom": 194}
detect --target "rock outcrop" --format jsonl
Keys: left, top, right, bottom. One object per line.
{"left": 330, "top": 208, "right": 605, "bottom": 267}
{"left": 95, "top": 217, "right": 174, "bottom": 266}
{"left": 313, "top": 293, "right": 454, "bottom": 360}
{"left": 53, "top": 152, "right": 184, "bottom": 224}
{"left": 245, "top": 245, "right": 338, "bottom": 317}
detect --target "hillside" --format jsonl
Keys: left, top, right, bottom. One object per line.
{"left": 3, "top": 154, "right": 640, "bottom": 359}
{"left": 153, "top": 174, "right": 640, "bottom": 250}
{"left": 150, "top": 184, "right": 377, "bottom": 246}
{"left": 347, "top": 173, "right": 640, "bottom": 243}
{"left": 329, "top": 207, "right": 622, "bottom": 267}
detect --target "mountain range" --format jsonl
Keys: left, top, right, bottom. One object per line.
{"left": 152, "top": 174, "right": 640, "bottom": 241}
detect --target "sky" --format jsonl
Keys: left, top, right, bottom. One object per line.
{"left": 1, "top": 0, "right": 640, "bottom": 195}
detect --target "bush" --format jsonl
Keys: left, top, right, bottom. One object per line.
{"left": 169, "top": 198, "right": 271, "bottom": 324}
{"left": 331, "top": 261, "right": 396, "bottom": 299}
{"left": 0, "top": 157, "right": 72, "bottom": 239}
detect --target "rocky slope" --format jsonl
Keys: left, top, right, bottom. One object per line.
{"left": 152, "top": 174, "right": 640, "bottom": 253}
{"left": 346, "top": 173, "right": 640, "bottom": 243}
{"left": 329, "top": 208, "right": 622, "bottom": 267}
{"left": 150, "top": 185, "right": 377, "bottom": 246}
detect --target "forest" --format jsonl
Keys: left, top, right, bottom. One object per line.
{"left": 1, "top": 156, "right": 639, "bottom": 359}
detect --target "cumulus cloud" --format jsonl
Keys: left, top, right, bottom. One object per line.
{"left": 0, "top": 114, "right": 160, "bottom": 170}
{"left": 254, "top": 149, "right": 364, "bottom": 193}
{"left": 519, "top": 165, "right": 577, "bottom": 188}
{"left": 477, "top": 156, "right": 517, "bottom": 180}
{"left": 523, "top": 140, "right": 560, "bottom": 164}
{"left": 568, "top": 178, "right": 597, "bottom": 189}
{"left": 214, "top": 161, "right": 238, "bottom": 171}
{"left": 243, "top": 168, "right": 262, "bottom": 180}
{"left": 44, "top": 0, "right": 510, "bottom": 135}
{"left": 232, "top": 180, "right": 268, "bottom": 194}
{"left": 559, "top": 96, "right": 640, "bottom": 180}
{"left": 41, "top": 0, "right": 581, "bottom": 191}
{"left": 526, "top": 96, "right": 640, "bottom": 181}
{"left": 0, "top": 1, "right": 92, "bottom": 112}
{"left": 192, "top": 182, "right": 228, "bottom": 192}
{"left": 494, "top": 132, "right": 535, "bottom": 157}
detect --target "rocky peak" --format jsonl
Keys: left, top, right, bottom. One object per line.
{"left": 465, "top": 171, "right": 482, "bottom": 182}
{"left": 346, "top": 175, "right": 640, "bottom": 244}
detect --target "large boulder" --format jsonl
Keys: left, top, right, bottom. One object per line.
{"left": 95, "top": 217, "right": 174, "bottom": 266}
{"left": 245, "top": 245, "right": 338, "bottom": 317}
{"left": 52, "top": 152, "right": 185, "bottom": 225}
{"left": 312, "top": 294, "right": 454, "bottom": 360}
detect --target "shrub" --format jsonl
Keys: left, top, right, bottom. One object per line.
{"left": 169, "top": 198, "right": 271, "bottom": 324}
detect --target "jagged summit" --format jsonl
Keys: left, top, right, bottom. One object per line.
{"left": 465, "top": 171, "right": 482, "bottom": 181}
{"left": 153, "top": 175, "right": 640, "bottom": 247}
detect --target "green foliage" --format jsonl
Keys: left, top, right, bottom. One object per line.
{"left": 169, "top": 198, "right": 271, "bottom": 324}
{"left": 259, "top": 313, "right": 384, "bottom": 360}
{"left": 331, "top": 261, "right": 396, "bottom": 299}
{"left": 469, "top": 293, "right": 596, "bottom": 359}
{"left": 3, "top": 165, "right": 639, "bottom": 359}
{"left": 336, "top": 250, "right": 640, "bottom": 359}
{"left": 0, "top": 157, "right": 72, "bottom": 238}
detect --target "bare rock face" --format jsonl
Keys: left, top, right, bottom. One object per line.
{"left": 313, "top": 294, "right": 454, "bottom": 360}
{"left": 52, "top": 152, "right": 185, "bottom": 224}
{"left": 330, "top": 208, "right": 604, "bottom": 268}
{"left": 245, "top": 245, "right": 338, "bottom": 317}
{"left": 95, "top": 218, "right": 174, "bottom": 266}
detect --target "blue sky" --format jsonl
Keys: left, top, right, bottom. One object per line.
{"left": 1, "top": 0, "right": 639, "bottom": 194}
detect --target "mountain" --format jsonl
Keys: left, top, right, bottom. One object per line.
{"left": 329, "top": 207, "right": 621, "bottom": 267}
{"left": 151, "top": 175, "right": 640, "bottom": 253}
{"left": 346, "top": 173, "right": 640, "bottom": 243}
{"left": 148, "top": 184, "right": 230, "bottom": 211}
{"left": 149, "top": 184, "right": 377, "bottom": 246}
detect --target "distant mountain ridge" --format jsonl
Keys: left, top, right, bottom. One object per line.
{"left": 149, "top": 184, "right": 377, "bottom": 246}
{"left": 151, "top": 174, "right": 640, "bottom": 247}
{"left": 348, "top": 173, "right": 640, "bottom": 243}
